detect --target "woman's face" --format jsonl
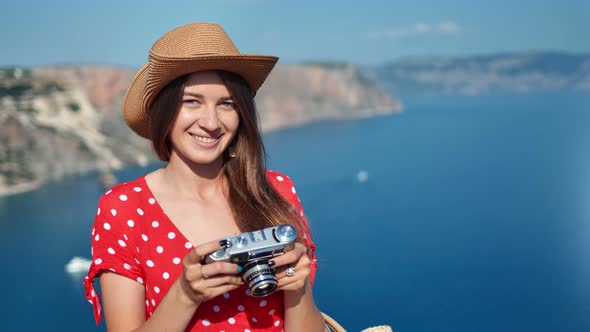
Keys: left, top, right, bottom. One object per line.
{"left": 168, "top": 71, "right": 240, "bottom": 167}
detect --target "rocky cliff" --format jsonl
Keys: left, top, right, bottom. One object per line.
{"left": 0, "top": 64, "right": 401, "bottom": 195}
{"left": 373, "top": 52, "right": 590, "bottom": 96}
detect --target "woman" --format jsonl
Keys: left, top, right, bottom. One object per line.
{"left": 84, "top": 22, "right": 325, "bottom": 331}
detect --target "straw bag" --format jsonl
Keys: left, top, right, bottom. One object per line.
{"left": 322, "top": 312, "right": 393, "bottom": 332}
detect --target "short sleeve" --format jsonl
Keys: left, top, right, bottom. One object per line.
{"left": 266, "top": 171, "right": 318, "bottom": 286}
{"left": 84, "top": 187, "right": 145, "bottom": 325}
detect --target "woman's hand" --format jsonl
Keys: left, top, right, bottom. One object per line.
{"left": 179, "top": 239, "right": 244, "bottom": 305}
{"left": 270, "top": 242, "right": 312, "bottom": 292}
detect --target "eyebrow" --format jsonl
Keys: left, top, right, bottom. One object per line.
{"left": 183, "top": 92, "right": 232, "bottom": 101}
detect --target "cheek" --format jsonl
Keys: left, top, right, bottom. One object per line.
{"left": 222, "top": 111, "right": 240, "bottom": 132}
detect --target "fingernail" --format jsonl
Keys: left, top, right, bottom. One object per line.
{"left": 237, "top": 265, "right": 243, "bottom": 273}
{"left": 219, "top": 239, "right": 228, "bottom": 247}
{"left": 268, "top": 260, "right": 276, "bottom": 267}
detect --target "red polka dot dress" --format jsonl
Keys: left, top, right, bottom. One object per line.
{"left": 84, "top": 170, "right": 317, "bottom": 331}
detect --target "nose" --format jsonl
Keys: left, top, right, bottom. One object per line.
{"left": 198, "top": 102, "right": 220, "bottom": 132}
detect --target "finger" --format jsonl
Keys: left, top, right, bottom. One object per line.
{"left": 189, "top": 280, "right": 242, "bottom": 297}
{"left": 199, "top": 262, "right": 243, "bottom": 280}
{"left": 184, "top": 238, "right": 228, "bottom": 265}
{"left": 278, "top": 279, "right": 306, "bottom": 291}
{"left": 270, "top": 243, "right": 306, "bottom": 267}
{"left": 275, "top": 266, "right": 310, "bottom": 281}
{"left": 202, "top": 274, "right": 244, "bottom": 288}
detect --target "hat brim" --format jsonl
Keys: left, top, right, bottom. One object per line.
{"left": 123, "top": 54, "right": 278, "bottom": 139}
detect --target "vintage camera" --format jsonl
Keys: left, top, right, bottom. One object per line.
{"left": 204, "top": 224, "right": 297, "bottom": 297}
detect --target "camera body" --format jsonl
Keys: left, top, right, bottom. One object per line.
{"left": 204, "top": 224, "right": 297, "bottom": 297}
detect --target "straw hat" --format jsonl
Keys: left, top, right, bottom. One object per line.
{"left": 122, "top": 22, "right": 279, "bottom": 139}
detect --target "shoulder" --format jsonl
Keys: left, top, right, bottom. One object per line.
{"left": 96, "top": 176, "right": 148, "bottom": 213}
{"left": 266, "top": 170, "right": 295, "bottom": 191}
{"left": 265, "top": 169, "right": 300, "bottom": 205}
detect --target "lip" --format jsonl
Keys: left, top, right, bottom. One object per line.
{"left": 189, "top": 133, "right": 221, "bottom": 148}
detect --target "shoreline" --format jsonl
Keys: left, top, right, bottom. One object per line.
{"left": 0, "top": 180, "right": 41, "bottom": 197}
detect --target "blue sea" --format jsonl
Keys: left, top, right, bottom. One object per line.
{"left": 1, "top": 92, "right": 589, "bottom": 331}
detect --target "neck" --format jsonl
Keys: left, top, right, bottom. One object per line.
{"left": 162, "top": 152, "right": 228, "bottom": 200}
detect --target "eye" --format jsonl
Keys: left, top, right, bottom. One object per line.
{"left": 219, "top": 101, "right": 235, "bottom": 110}
{"left": 182, "top": 98, "right": 201, "bottom": 106}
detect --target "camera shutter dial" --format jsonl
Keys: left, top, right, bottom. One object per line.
{"left": 274, "top": 224, "right": 297, "bottom": 242}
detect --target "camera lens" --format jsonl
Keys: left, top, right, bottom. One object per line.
{"left": 241, "top": 260, "right": 278, "bottom": 297}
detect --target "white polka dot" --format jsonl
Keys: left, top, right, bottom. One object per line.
{"left": 94, "top": 258, "right": 102, "bottom": 265}
{"left": 107, "top": 248, "right": 115, "bottom": 255}
{"left": 123, "top": 234, "right": 128, "bottom": 241}
{"left": 268, "top": 309, "right": 276, "bottom": 315}
{"left": 146, "top": 260, "right": 154, "bottom": 267}
{"left": 223, "top": 292, "right": 230, "bottom": 299}
{"left": 96, "top": 208, "right": 101, "bottom": 216}
{"left": 245, "top": 329, "right": 251, "bottom": 332}
{"left": 152, "top": 221, "right": 159, "bottom": 228}
{"left": 134, "top": 258, "right": 140, "bottom": 264}
{"left": 154, "top": 286, "right": 160, "bottom": 294}
{"left": 151, "top": 299, "right": 155, "bottom": 306}
{"left": 163, "top": 272, "right": 170, "bottom": 279}
{"left": 119, "top": 194, "right": 128, "bottom": 201}
{"left": 110, "top": 209, "right": 117, "bottom": 216}
{"left": 156, "top": 246, "right": 164, "bottom": 254}
{"left": 91, "top": 289, "right": 95, "bottom": 297}
{"left": 259, "top": 300, "right": 267, "bottom": 307}
{"left": 173, "top": 257, "right": 181, "bottom": 264}
{"left": 245, "top": 289, "right": 251, "bottom": 296}
{"left": 137, "top": 208, "right": 144, "bottom": 216}
{"left": 142, "top": 234, "right": 148, "bottom": 241}
{"left": 291, "top": 187, "right": 296, "bottom": 194}
{"left": 133, "top": 187, "right": 142, "bottom": 192}
{"left": 109, "top": 268, "right": 116, "bottom": 272}
{"left": 127, "top": 220, "right": 134, "bottom": 227}
{"left": 300, "top": 210, "right": 304, "bottom": 217}
{"left": 228, "top": 317, "right": 236, "bottom": 324}
{"left": 137, "top": 277, "right": 144, "bottom": 284}
{"left": 105, "top": 189, "right": 112, "bottom": 195}
{"left": 276, "top": 175, "right": 284, "bottom": 182}
{"left": 124, "top": 263, "right": 131, "bottom": 270}
{"left": 118, "top": 239, "right": 126, "bottom": 247}
{"left": 103, "top": 223, "right": 111, "bottom": 230}
{"left": 185, "top": 242, "right": 193, "bottom": 249}
{"left": 94, "top": 234, "right": 100, "bottom": 241}
{"left": 145, "top": 299, "right": 149, "bottom": 307}
{"left": 213, "top": 305, "right": 221, "bottom": 312}
{"left": 136, "top": 246, "right": 140, "bottom": 253}
{"left": 148, "top": 198, "right": 156, "bottom": 205}
{"left": 252, "top": 317, "right": 258, "bottom": 323}
{"left": 168, "top": 232, "right": 176, "bottom": 239}
{"left": 202, "top": 319, "right": 211, "bottom": 326}
{"left": 238, "top": 305, "right": 245, "bottom": 311}
{"left": 274, "top": 320, "right": 280, "bottom": 327}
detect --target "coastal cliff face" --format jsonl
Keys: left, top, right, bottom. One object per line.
{"left": 374, "top": 52, "right": 590, "bottom": 96}
{"left": 0, "top": 64, "right": 401, "bottom": 195}
{"left": 257, "top": 63, "right": 401, "bottom": 131}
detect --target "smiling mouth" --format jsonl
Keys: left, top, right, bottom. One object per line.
{"left": 189, "top": 133, "right": 220, "bottom": 144}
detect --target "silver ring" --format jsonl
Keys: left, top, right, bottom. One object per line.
{"left": 286, "top": 265, "right": 296, "bottom": 277}
{"left": 200, "top": 265, "right": 209, "bottom": 279}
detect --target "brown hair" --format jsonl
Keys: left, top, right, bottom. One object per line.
{"left": 147, "top": 71, "right": 305, "bottom": 239}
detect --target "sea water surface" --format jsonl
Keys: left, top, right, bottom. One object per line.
{"left": 1, "top": 92, "right": 589, "bottom": 331}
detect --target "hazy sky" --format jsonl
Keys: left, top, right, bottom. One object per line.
{"left": 1, "top": 0, "right": 588, "bottom": 67}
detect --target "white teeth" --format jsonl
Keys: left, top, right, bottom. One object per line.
{"left": 191, "top": 134, "right": 218, "bottom": 143}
